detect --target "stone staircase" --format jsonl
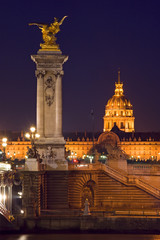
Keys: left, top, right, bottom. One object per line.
{"left": 101, "top": 164, "right": 160, "bottom": 199}
{"left": 43, "top": 164, "right": 160, "bottom": 213}
{"left": 69, "top": 163, "right": 160, "bottom": 199}
{"left": 44, "top": 171, "right": 69, "bottom": 210}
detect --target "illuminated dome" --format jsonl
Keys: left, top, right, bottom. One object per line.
{"left": 103, "top": 71, "right": 135, "bottom": 132}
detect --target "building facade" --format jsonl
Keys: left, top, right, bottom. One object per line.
{"left": 2, "top": 71, "right": 160, "bottom": 161}
{"left": 65, "top": 71, "right": 160, "bottom": 161}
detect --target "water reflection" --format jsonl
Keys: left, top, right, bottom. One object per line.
{"left": 18, "top": 236, "right": 29, "bottom": 240}
{"left": 1, "top": 234, "right": 160, "bottom": 240}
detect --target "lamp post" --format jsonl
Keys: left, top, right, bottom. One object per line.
{"left": 25, "top": 126, "right": 40, "bottom": 158}
{"left": 2, "top": 138, "right": 7, "bottom": 161}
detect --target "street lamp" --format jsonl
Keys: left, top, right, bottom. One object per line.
{"left": 2, "top": 137, "right": 7, "bottom": 161}
{"left": 25, "top": 126, "right": 40, "bottom": 158}
{"left": 25, "top": 126, "right": 40, "bottom": 147}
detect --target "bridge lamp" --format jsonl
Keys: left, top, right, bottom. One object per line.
{"left": 25, "top": 126, "right": 40, "bottom": 144}
{"left": 25, "top": 127, "right": 40, "bottom": 159}
{"left": 25, "top": 133, "right": 30, "bottom": 139}
{"left": 18, "top": 192, "right": 22, "bottom": 198}
{"left": 30, "top": 127, "right": 36, "bottom": 133}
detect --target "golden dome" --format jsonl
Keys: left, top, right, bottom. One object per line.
{"left": 103, "top": 70, "right": 135, "bottom": 133}
{"left": 106, "top": 71, "right": 133, "bottom": 111}
{"left": 106, "top": 95, "right": 133, "bottom": 110}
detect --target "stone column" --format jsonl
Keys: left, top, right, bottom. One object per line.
{"left": 31, "top": 51, "right": 68, "bottom": 170}
{"left": 55, "top": 71, "right": 63, "bottom": 137}
{"left": 36, "top": 70, "right": 45, "bottom": 137}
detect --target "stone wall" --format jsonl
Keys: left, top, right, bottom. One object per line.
{"left": 40, "top": 170, "right": 160, "bottom": 213}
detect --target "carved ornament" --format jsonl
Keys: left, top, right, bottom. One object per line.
{"left": 44, "top": 76, "right": 56, "bottom": 106}
{"left": 35, "top": 70, "right": 46, "bottom": 78}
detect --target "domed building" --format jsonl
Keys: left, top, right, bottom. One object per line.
{"left": 64, "top": 71, "right": 160, "bottom": 162}
{"left": 103, "top": 71, "right": 135, "bottom": 132}
{"left": 3, "top": 71, "right": 160, "bottom": 163}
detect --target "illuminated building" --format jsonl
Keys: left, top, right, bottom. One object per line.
{"left": 65, "top": 71, "right": 160, "bottom": 161}
{"left": 103, "top": 70, "right": 134, "bottom": 132}
{"left": 0, "top": 131, "right": 31, "bottom": 160}
{"left": 1, "top": 72, "right": 160, "bottom": 161}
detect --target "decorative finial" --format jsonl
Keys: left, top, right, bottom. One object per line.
{"left": 29, "top": 16, "right": 68, "bottom": 51}
{"left": 118, "top": 68, "right": 120, "bottom": 84}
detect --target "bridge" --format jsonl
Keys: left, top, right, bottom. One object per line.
{"left": 0, "top": 162, "right": 13, "bottom": 222}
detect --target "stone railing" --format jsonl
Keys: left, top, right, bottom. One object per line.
{"left": 68, "top": 163, "right": 160, "bottom": 199}
{"left": 134, "top": 178, "right": 160, "bottom": 197}
{"left": 0, "top": 202, "right": 10, "bottom": 221}
{"left": 101, "top": 164, "right": 128, "bottom": 183}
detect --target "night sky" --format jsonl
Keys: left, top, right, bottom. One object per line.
{"left": 0, "top": 0, "right": 160, "bottom": 133}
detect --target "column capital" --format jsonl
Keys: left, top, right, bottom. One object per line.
{"left": 35, "top": 70, "right": 46, "bottom": 78}
{"left": 54, "top": 70, "right": 64, "bottom": 78}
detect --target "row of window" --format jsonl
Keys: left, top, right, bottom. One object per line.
{"left": 106, "top": 110, "right": 132, "bottom": 117}
{"left": 107, "top": 121, "right": 132, "bottom": 129}
{"left": 122, "top": 147, "right": 158, "bottom": 150}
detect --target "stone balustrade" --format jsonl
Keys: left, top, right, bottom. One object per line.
{"left": 68, "top": 162, "right": 160, "bottom": 199}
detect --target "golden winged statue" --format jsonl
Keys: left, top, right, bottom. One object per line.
{"left": 29, "top": 16, "right": 67, "bottom": 51}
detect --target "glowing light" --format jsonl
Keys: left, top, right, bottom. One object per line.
{"left": 2, "top": 143, "right": 7, "bottom": 147}
{"left": 0, "top": 193, "right": 6, "bottom": 202}
{"left": 73, "top": 159, "right": 78, "bottom": 163}
{"left": 0, "top": 163, "right": 11, "bottom": 171}
{"left": 77, "top": 164, "right": 88, "bottom": 167}
{"left": 30, "top": 127, "right": 36, "bottom": 133}
{"left": 3, "top": 194, "right": 6, "bottom": 201}
{"left": 20, "top": 210, "right": 24, "bottom": 214}
{"left": 25, "top": 133, "right": 30, "bottom": 139}
{"left": 35, "top": 133, "right": 40, "bottom": 138}
{"left": 2, "top": 138, "right": 7, "bottom": 143}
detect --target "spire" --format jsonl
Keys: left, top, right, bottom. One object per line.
{"left": 114, "top": 69, "right": 124, "bottom": 96}
{"left": 118, "top": 69, "right": 120, "bottom": 83}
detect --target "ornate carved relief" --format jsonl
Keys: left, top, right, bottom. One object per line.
{"left": 41, "top": 146, "right": 58, "bottom": 168}
{"left": 35, "top": 70, "right": 46, "bottom": 78}
{"left": 44, "top": 76, "right": 56, "bottom": 106}
{"left": 41, "top": 146, "right": 57, "bottom": 160}
{"left": 54, "top": 70, "right": 64, "bottom": 77}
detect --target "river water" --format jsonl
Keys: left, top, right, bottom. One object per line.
{"left": 1, "top": 234, "right": 160, "bottom": 240}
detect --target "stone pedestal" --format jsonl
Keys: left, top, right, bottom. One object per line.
{"left": 107, "top": 157, "right": 128, "bottom": 172}
{"left": 31, "top": 50, "right": 68, "bottom": 170}
{"left": 25, "top": 158, "right": 39, "bottom": 171}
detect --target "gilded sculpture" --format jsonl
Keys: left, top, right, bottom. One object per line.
{"left": 29, "top": 16, "right": 67, "bottom": 51}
